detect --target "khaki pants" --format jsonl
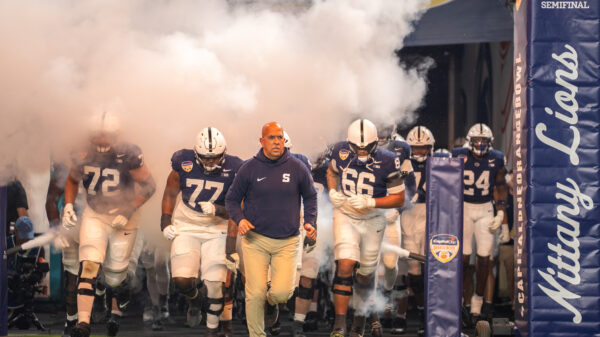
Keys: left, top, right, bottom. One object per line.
{"left": 242, "top": 231, "right": 300, "bottom": 337}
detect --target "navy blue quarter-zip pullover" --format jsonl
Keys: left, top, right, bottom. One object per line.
{"left": 225, "top": 148, "right": 317, "bottom": 239}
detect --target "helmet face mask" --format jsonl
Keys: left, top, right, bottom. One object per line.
{"left": 469, "top": 136, "right": 491, "bottom": 156}
{"left": 466, "top": 123, "right": 494, "bottom": 156}
{"left": 347, "top": 119, "right": 378, "bottom": 163}
{"left": 89, "top": 110, "right": 121, "bottom": 153}
{"left": 194, "top": 127, "right": 227, "bottom": 173}
{"left": 406, "top": 126, "right": 435, "bottom": 162}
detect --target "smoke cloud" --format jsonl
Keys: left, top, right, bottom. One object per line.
{"left": 0, "top": 0, "right": 430, "bottom": 242}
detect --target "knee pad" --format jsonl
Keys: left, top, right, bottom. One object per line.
{"left": 332, "top": 274, "right": 354, "bottom": 296}
{"left": 408, "top": 273, "right": 424, "bottom": 294}
{"left": 77, "top": 261, "right": 100, "bottom": 296}
{"left": 355, "top": 272, "right": 375, "bottom": 289}
{"left": 104, "top": 269, "right": 128, "bottom": 288}
{"left": 298, "top": 280, "right": 315, "bottom": 300}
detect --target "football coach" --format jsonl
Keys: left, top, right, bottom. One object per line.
{"left": 225, "top": 121, "right": 317, "bottom": 337}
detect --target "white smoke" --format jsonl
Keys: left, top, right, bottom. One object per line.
{"left": 0, "top": 0, "right": 430, "bottom": 242}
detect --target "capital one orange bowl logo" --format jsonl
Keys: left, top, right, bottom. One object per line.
{"left": 430, "top": 234, "right": 460, "bottom": 263}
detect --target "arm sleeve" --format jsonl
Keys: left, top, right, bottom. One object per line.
{"left": 299, "top": 165, "right": 318, "bottom": 227}
{"left": 404, "top": 171, "right": 417, "bottom": 197}
{"left": 12, "top": 181, "right": 29, "bottom": 210}
{"left": 225, "top": 165, "right": 249, "bottom": 225}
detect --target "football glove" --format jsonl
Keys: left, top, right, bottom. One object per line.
{"left": 200, "top": 202, "right": 216, "bottom": 216}
{"left": 62, "top": 203, "right": 77, "bottom": 229}
{"left": 488, "top": 210, "right": 504, "bottom": 232}
{"left": 328, "top": 189, "right": 347, "bottom": 208}
{"left": 163, "top": 225, "right": 178, "bottom": 241}
{"left": 225, "top": 253, "right": 239, "bottom": 273}
{"left": 348, "top": 194, "right": 376, "bottom": 210}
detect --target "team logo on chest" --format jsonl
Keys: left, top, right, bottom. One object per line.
{"left": 181, "top": 161, "right": 194, "bottom": 172}
{"left": 339, "top": 149, "right": 350, "bottom": 161}
{"left": 430, "top": 234, "right": 460, "bottom": 263}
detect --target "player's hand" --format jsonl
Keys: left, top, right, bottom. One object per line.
{"left": 304, "top": 223, "right": 317, "bottom": 242}
{"left": 328, "top": 189, "right": 347, "bottom": 208}
{"left": 199, "top": 202, "right": 216, "bottom": 216}
{"left": 62, "top": 203, "right": 78, "bottom": 229}
{"left": 348, "top": 194, "right": 376, "bottom": 210}
{"left": 225, "top": 253, "right": 239, "bottom": 272}
{"left": 111, "top": 215, "right": 129, "bottom": 228}
{"left": 238, "top": 219, "right": 255, "bottom": 236}
{"left": 163, "top": 225, "right": 178, "bottom": 240}
{"left": 488, "top": 210, "right": 504, "bottom": 232}
{"left": 385, "top": 209, "right": 400, "bottom": 224}
{"left": 500, "top": 224, "right": 510, "bottom": 243}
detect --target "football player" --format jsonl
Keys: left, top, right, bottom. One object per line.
{"left": 375, "top": 124, "right": 413, "bottom": 335}
{"left": 289, "top": 141, "right": 329, "bottom": 337}
{"left": 46, "top": 162, "right": 83, "bottom": 336}
{"left": 451, "top": 123, "right": 508, "bottom": 324}
{"left": 63, "top": 111, "right": 156, "bottom": 337}
{"left": 401, "top": 125, "right": 439, "bottom": 336}
{"left": 161, "top": 127, "right": 243, "bottom": 337}
{"left": 327, "top": 119, "right": 405, "bottom": 337}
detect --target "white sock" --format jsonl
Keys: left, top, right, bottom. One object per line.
{"left": 294, "top": 313, "right": 306, "bottom": 322}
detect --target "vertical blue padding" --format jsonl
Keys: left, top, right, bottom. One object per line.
{"left": 425, "top": 157, "right": 463, "bottom": 337}
{"left": 517, "top": 1, "right": 600, "bottom": 336}
{"left": 0, "top": 186, "right": 7, "bottom": 336}
{"left": 512, "top": 1, "right": 530, "bottom": 335}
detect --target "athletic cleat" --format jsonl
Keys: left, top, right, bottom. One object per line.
{"left": 151, "top": 306, "right": 163, "bottom": 331}
{"left": 106, "top": 315, "right": 120, "bottom": 337}
{"left": 264, "top": 302, "right": 279, "bottom": 329}
{"left": 330, "top": 327, "right": 346, "bottom": 337}
{"left": 70, "top": 322, "right": 91, "bottom": 337}
{"left": 268, "top": 319, "right": 281, "bottom": 335}
{"left": 219, "top": 320, "right": 233, "bottom": 337}
{"left": 391, "top": 316, "right": 407, "bottom": 335}
{"left": 142, "top": 306, "right": 152, "bottom": 323}
{"left": 350, "top": 315, "right": 366, "bottom": 337}
{"left": 370, "top": 319, "right": 383, "bottom": 337}
{"left": 293, "top": 321, "right": 306, "bottom": 337}
{"left": 62, "top": 319, "right": 76, "bottom": 337}
{"left": 303, "top": 312, "right": 319, "bottom": 331}
{"left": 206, "top": 327, "right": 220, "bottom": 337}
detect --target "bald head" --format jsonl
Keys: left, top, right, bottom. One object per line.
{"left": 262, "top": 122, "right": 283, "bottom": 138}
{"left": 260, "top": 122, "right": 285, "bottom": 160}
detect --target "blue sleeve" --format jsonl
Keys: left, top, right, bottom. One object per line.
{"left": 299, "top": 164, "right": 318, "bottom": 228}
{"left": 404, "top": 171, "right": 417, "bottom": 196}
{"left": 225, "top": 163, "right": 250, "bottom": 225}
{"left": 171, "top": 150, "right": 184, "bottom": 172}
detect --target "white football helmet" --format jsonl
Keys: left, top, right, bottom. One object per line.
{"left": 89, "top": 110, "right": 121, "bottom": 152}
{"left": 406, "top": 126, "right": 435, "bottom": 162}
{"left": 466, "top": 123, "right": 494, "bottom": 156}
{"left": 347, "top": 119, "right": 378, "bottom": 163}
{"left": 283, "top": 131, "right": 292, "bottom": 149}
{"left": 377, "top": 124, "right": 397, "bottom": 146}
{"left": 194, "top": 127, "right": 227, "bottom": 172}
{"left": 391, "top": 133, "right": 405, "bottom": 142}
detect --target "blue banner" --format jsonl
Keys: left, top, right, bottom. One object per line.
{"left": 425, "top": 157, "right": 463, "bottom": 337}
{"left": 514, "top": 1, "right": 600, "bottom": 336}
{"left": 0, "top": 186, "right": 7, "bottom": 336}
